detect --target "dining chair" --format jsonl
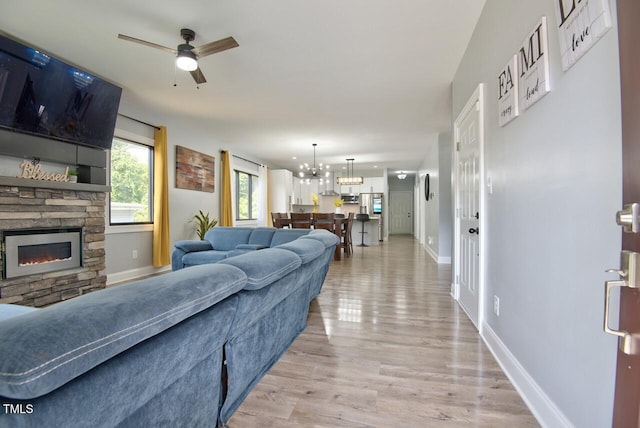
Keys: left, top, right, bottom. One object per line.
{"left": 290, "top": 212, "right": 312, "bottom": 229}
{"left": 270, "top": 212, "right": 280, "bottom": 227}
{"left": 312, "top": 212, "right": 335, "bottom": 232}
{"left": 342, "top": 212, "right": 354, "bottom": 256}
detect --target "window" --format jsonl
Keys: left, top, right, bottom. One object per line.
{"left": 110, "top": 138, "right": 153, "bottom": 225}
{"left": 235, "top": 170, "right": 259, "bottom": 220}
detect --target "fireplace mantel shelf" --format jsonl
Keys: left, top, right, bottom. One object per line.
{"left": 0, "top": 177, "right": 110, "bottom": 192}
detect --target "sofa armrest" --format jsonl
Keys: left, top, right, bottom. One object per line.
{"left": 174, "top": 240, "right": 213, "bottom": 252}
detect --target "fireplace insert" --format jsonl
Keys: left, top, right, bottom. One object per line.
{"left": 2, "top": 228, "right": 82, "bottom": 279}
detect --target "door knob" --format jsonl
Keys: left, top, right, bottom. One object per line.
{"left": 468, "top": 227, "right": 479, "bottom": 234}
{"left": 617, "top": 203, "right": 640, "bottom": 233}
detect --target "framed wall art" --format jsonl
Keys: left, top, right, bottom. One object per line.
{"left": 175, "top": 146, "right": 215, "bottom": 192}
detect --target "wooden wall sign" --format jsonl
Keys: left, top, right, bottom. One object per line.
{"left": 554, "top": 0, "right": 612, "bottom": 71}
{"left": 498, "top": 55, "right": 519, "bottom": 127}
{"left": 518, "top": 17, "right": 551, "bottom": 111}
{"left": 175, "top": 146, "right": 215, "bottom": 192}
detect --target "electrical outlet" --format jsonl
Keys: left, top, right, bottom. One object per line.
{"left": 493, "top": 295, "right": 500, "bottom": 317}
{"left": 132, "top": 250, "right": 138, "bottom": 259}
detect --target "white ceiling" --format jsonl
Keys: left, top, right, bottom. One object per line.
{"left": 0, "top": 0, "right": 485, "bottom": 176}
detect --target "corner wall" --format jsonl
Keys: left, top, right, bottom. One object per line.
{"left": 452, "top": 1, "right": 621, "bottom": 426}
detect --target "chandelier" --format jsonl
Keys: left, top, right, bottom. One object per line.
{"left": 299, "top": 143, "right": 330, "bottom": 184}
{"left": 336, "top": 158, "right": 363, "bottom": 185}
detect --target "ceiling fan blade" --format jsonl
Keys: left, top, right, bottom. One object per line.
{"left": 190, "top": 67, "right": 207, "bottom": 84}
{"left": 192, "top": 36, "right": 239, "bottom": 58}
{"left": 117, "top": 34, "right": 177, "bottom": 55}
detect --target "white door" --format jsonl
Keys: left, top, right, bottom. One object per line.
{"left": 454, "top": 85, "right": 484, "bottom": 328}
{"left": 389, "top": 191, "right": 413, "bottom": 234}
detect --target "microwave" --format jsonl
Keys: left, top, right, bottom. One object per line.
{"left": 340, "top": 194, "right": 359, "bottom": 204}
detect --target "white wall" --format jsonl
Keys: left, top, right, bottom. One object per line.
{"left": 452, "top": 0, "right": 621, "bottom": 426}
{"left": 417, "top": 132, "right": 452, "bottom": 263}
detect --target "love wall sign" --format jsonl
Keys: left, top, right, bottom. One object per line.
{"left": 555, "top": 0, "right": 612, "bottom": 71}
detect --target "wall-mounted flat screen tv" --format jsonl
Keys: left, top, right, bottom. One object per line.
{"left": 0, "top": 33, "right": 122, "bottom": 150}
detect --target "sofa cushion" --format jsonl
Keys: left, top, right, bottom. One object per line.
{"left": 219, "top": 248, "right": 301, "bottom": 291}
{"left": 182, "top": 250, "right": 230, "bottom": 266}
{"left": 0, "top": 304, "right": 38, "bottom": 322}
{"left": 270, "top": 229, "right": 311, "bottom": 247}
{"left": 247, "top": 227, "right": 277, "bottom": 247}
{"left": 0, "top": 264, "right": 247, "bottom": 399}
{"left": 205, "top": 227, "right": 253, "bottom": 251}
{"left": 276, "top": 239, "right": 325, "bottom": 264}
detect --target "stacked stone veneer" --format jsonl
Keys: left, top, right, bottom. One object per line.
{"left": 0, "top": 185, "right": 107, "bottom": 307}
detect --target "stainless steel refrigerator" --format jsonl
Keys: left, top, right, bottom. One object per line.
{"left": 359, "top": 193, "right": 383, "bottom": 241}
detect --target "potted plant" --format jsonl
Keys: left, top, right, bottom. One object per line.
{"left": 193, "top": 210, "right": 218, "bottom": 240}
{"left": 67, "top": 169, "right": 78, "bottom": 183}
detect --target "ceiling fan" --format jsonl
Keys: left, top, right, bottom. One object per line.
{"left": 117, "top": 28, "right": 238, "bottom": 84}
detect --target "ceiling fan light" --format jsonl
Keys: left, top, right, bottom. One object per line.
{"left": 176, "top": 50, "right": 198, "bottom": 71}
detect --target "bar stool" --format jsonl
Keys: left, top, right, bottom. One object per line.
{"left": 355, "top": 213, "right": 369, "bottom": 247}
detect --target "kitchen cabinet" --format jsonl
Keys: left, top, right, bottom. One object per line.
{"left": 293, "top": 178, "right": 319, "bottom": 205}
{"left": 362, "top": 177, "right": 384, "bottom": 193}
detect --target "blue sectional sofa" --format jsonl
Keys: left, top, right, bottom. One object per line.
{"left": 171, "top": 226, "right": 312, "bottom": 271}
{"left": 0, "top": 229, "right": 339, "bottom": 427}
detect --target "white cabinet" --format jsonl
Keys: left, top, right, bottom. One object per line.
{"left": 362, "top": 177, "right": 384, "bottom": 193}
{"left": 292, "top": 178, "right": 319, "bottom": 205}
{"left": 268, "top": 169, "right": 293, "bottom": 212}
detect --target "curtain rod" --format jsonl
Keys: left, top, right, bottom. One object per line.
{"left": 232, "top": 154, "right": 265, "bottom": 168}
{"left": 118, "top": 113, "right": 161, "bottom": 130}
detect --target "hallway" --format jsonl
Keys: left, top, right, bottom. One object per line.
{"left": 229, "top": 236, "right": 539, "bottom": 427}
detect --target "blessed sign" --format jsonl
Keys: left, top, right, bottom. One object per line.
{"left": 518, "top": 17, "right": 551, "bottom": 111}
{"left": 498, "top": 55, "right": 519, "bottom": 127}
{"left": 554, "top": 0, "right": 612, "bottom": 71}
{"left": 18, "top": 161, "right": 72, "bottom": 182}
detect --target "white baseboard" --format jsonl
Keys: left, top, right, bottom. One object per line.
{"left": 107, "top": 265, "right": 171, "bottom": 286}
{"left": 481, "top": 322, "right": 572, "bottom": 428}
{"left": 423, "top": 243, "right": 451, "bottom": 264}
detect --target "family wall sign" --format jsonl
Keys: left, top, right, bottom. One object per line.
{"left": 497, "top": 0, "right": 612, "bottom": 127}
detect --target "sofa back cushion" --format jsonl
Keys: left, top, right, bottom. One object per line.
{"left": 0, "top": 264, "right": 247, "bottom": 399}
{"left": 247, "top": 227, "right": 277, "bottom": 247}
{"left": 219, "top": 248, "right": 301, "bottom": 291}
{"left": 205, "top": 227, "right": 253, "bottom": 251}
{"left": 270, "top": 229, "right": 311, "bottom": 247}
{"left": 276, "top": 239, "right": 325, "bottom": 264}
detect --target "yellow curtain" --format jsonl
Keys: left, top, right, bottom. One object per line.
{"left": 153, "top": 126, "right": 171, "bottom": 267}
{"left": 220, "top": 150, "right": 233, "bottom": 226}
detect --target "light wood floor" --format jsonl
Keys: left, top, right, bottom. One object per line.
{"left": 229, "top": 235, "right": 539, "bottom": 427}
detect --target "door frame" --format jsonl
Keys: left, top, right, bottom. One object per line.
{"left": 452, "top": 83, "right": 486, "bottom": 332}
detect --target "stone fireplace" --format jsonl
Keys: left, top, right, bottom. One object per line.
{"left": 0, "top": 179, "right": 108, "bottom": 307}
